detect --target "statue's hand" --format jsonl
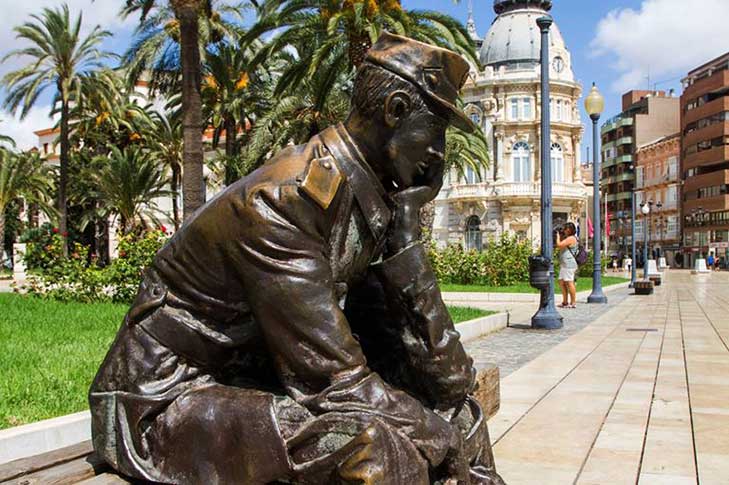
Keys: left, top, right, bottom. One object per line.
{"left": 385, "top": 186, "right": 434, "bottom": 256}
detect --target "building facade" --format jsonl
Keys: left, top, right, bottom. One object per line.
{"left": 680, "top": 51, "right": 729, "bottom": 267}
{"left": 433, "top": 0, "right": 588, "bottom": 250}
{"left": 634, "top": 134, "right": 682, "bottom": 267}
{"left": 601, "top": 90, "right": 680, "bottom": 254}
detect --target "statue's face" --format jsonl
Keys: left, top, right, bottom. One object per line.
{"left": 384, "top": 105, "right": 448, "bottom": 190}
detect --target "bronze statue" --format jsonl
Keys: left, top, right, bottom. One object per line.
{"left": 89, "top": 32, "right": 505, "bottom": 485}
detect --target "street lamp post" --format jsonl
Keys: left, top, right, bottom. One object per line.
{"left": 641, "top": 200, "right": 651, "bottom": 279}
{"left": 630, "top": 190, "right": 637, "bottom": 287}
{"left": 531, "top": 15, "right": 563, "bottom": 330}
{"left": 585, "top": 83, "right": 607, "bottom": 304}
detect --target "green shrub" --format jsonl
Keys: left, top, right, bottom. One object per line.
{"left": 427, "top": 233, "right": 532, "bottom": 286}
{"left": 106, "top": 230, "right": 167, "bottom": 303}
{"left": 23, "top": 241, "right": 107, "bottom": 303}
{"left": 20, "top": 229, "right": 168, "bottom": 304}
{"left": 19, "top": 223, "right": 64, "bottom": 270}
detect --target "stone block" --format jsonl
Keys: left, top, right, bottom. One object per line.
{"left": 473, "top": 365, "right": 500, "bottom": 420}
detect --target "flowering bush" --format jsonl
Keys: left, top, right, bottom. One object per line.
{"left": 20, "top": 229, "right": 168, "bottom": 303}
{"left": 19, "top": 223, "right": 65, "bottom": 270}
{"left": 106, "top": 230, "right": 168, "bottom": 302}
{"left": 427, "top": 233, "right": 533, "bottom": 286}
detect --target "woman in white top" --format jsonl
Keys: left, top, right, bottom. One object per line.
{"left": 556, "top": 222, "right": 578, "bottom": 308}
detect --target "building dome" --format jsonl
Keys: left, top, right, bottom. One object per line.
{"left": 493, "top": 0, "right": 552, "bottom": 14}
{"left": 480, "top": 0, "right": 566, "bottom": 68}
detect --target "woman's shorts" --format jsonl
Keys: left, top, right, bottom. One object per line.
{"left": 559, "top": 267, "right": 576, "bottom": 282}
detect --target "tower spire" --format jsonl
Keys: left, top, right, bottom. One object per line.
{"left": 467, "top": 0, "right": 480, "bottom": 41}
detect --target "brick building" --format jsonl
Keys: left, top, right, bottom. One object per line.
{"left": 680, "top": 52, "right": 729, "bottom": 267}
{"left": 600, "top": 90, "right": 680, "bottom": 255}
{"left": 634, "top": 134, "right": 682, "bottom": 267}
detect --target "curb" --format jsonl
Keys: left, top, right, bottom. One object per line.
{"left": 444, "top": 281, "right": 630, "bottom": 306}
{"left": 0, "top": 411, "right": 90, "bottom": 464}
{"left": 456, "top": 312, "right": 509, "bottom": 342}
{"left": 444, "top": 292, "right": 539, "bottom": 304}
{"left": 576, "top": 281, "right": 630, "bottom": 301}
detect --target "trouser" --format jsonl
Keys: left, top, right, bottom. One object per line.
{"left": 90, "top": 321, "right": 503, "bottom": 484}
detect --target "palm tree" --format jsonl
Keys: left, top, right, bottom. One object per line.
{"left": 67, "top": 69, "right": 157, "bottom": 154}
{"left": 245, "top": 0, "right": 477, "bottom": 102}
{"left": 122, "top": 0, "right": 246, "bottom": 220}
{"left": 2, "top": 4, "right": 113, "bottom": 249}
{"left": 90, "top": 146, "right": 171, "bottom": 235}
{"left": 445, "top": 126, "right": 490, "bottom": 182}
{"left": 149, "top": 110, "right": 184, "bottom": 229}
{"left": 0, "top": 148, "right": 56, "bottom": 250}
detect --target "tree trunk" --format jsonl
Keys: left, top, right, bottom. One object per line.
{"left": 224, "top": 116, "right": 236, "bottom": 157}
{"left": 28, "top": 202, "right": 39, "bottom": 228}
{"left": 348, "top": 31, "right": 372, "bottom": 68}
{"left": 224, "top": 116, "right": 236, "bottom": 185}
{"left": 59, "top": 95, "right": 70, "bottom": 256}
{"left": 0, "top": 209, "right": 5, "bottom": 267}
{"left": 176, "top": 1, "right": 205, "bottom": 220}
{"left": 171, "top": 164, "right": 181, "bottom": 230}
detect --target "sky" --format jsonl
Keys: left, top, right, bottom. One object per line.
{"left": 1, "top": 0, "right": 729, "bottom": 151}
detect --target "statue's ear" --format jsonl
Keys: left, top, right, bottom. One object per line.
{"left": 384, "top": 91, "right": 412, "bottom": 128}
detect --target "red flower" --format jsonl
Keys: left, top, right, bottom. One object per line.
{"left": 62, "top": 231, "right": 68, "bottom": 237}
{"left": 159, "top": 225, "right": 167, "bottom": 233}
{"left": 119, "top": 251, "right": 127, "bottom": 258}
{"left": 52, "top": 227, "right": 59, "bottom": 234}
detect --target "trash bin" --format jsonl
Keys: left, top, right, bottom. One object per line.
{"left": 529, "top": 255, "right": 552, "bottom": 290}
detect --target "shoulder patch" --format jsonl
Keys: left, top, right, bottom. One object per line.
{"left": 300, "top": 155, "right": 343, "bottom": 209}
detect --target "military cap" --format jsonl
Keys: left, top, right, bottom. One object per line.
{"left": 365, "top": 32, "right": 476, "bottom": 133}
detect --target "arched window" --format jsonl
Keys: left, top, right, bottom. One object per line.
{"left": 465, "top": 215, "right": 482, "bottom": 251}
{"left": 512, "top": 141, "right": 531, "bottom": 182}
{"left": 463, "top": 166, "right": 479, "bottom": 184}
{"left": 551, "top": 142, "right": 564, "bottom": 182}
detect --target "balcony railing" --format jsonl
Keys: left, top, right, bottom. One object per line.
{"left": 606, "top": 191, "right": 632, "bottom": 202}
{"left": 446, "top": 181, "right": 587, "bottom": 200}
{"left": 643, "top": 173, "right": 679, "bottom": 187}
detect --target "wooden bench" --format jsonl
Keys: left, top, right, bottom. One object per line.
{"left": 0, "top": 368, "right": 500, "bottom": 484}
{"left": 0, "top": 440, "right": 133, "bottom": 484}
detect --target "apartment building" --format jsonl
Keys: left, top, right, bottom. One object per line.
{"left": 680, "top": 51, "right": 729, "bottom": 267}
{"left": 600, "top": 90, "right": 680, "bottom": 254}
{"left": 634, "top": 134, "right": 682, "bottom": 266}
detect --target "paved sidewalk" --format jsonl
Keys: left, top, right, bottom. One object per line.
{"left": 473, "top": 270, "right": 729, "bottom": 484}
{"left": 464, "top": 286, "right": 630, "bottom": 376}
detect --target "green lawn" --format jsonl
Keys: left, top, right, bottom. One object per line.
{"left": 0, "top": 294, "right": 495, "bottom": 429}
{"left": 0, "top": 294, "right": 127, "bottom": 429}
{"left": 441, "top": 276, "right": 629, "bottom": 294}
{"left": 447, "top": 306, "right": 497, "bottom": 323}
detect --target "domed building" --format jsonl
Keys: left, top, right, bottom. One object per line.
{"left": 433, "top": 0, "right": 588, "bottom": 250}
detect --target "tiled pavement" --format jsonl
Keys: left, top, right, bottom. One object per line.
{"left": 464, "top": 287, "right": 630, "bottom": 376}
{"left": 467, "top": 270, "right": 729, "bottom": 485}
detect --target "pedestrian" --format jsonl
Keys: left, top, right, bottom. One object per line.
{"left": 557, "top": 223, "right": 579, "bottom": 309}
{"left": 612, "top": 256, "right": 618, "bottom": 273}
{"left": 625, "top": 256, "right": 632, "bottom": 273}
{"left": 708, "top": 253, "right": 715, "bottom": 270}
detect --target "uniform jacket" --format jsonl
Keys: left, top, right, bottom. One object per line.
{"left": 90, "top": 123, "right": 475, "bottom": 479}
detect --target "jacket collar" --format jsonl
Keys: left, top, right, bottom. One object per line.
{"left": 319, "top": 124, "right": 391, "bottom": 243}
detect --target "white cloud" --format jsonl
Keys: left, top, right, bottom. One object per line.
{"left": 1, "top": 105, "right": 57, "bottom": 150}
{"left": 0, "top": 0, "right": 135, "bottom": 148}
{"left": 591, "top": 0, "right": 729, "bottom": 92}
{"left": 1, "top": 0, "right": 134, "bottom": 67}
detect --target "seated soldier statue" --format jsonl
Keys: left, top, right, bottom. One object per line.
{"left": 89, "top": 32, "right": 505, "bottom": 485}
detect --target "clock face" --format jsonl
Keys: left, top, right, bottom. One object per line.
{"left": 552, "top": 56, "right": 565, "bottom": 73}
